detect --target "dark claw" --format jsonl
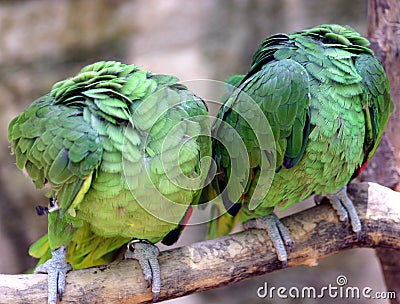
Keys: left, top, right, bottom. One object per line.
{"left": 285, "top": 240, "right": 294, "bottom": 251}
{"left": 49, "top": 197, "right": 56, "bottom": 207}
{"left": 48, "top": 198, "right": 60, "bottom": 213}
{"left": 35, "top": 205, "right": 49, "bottom": 216}
{"left": 314, "top": 194, "right": 324, "bottom": 205}
{"left": 153, "top": 292, "right": 159, "bottom": 302}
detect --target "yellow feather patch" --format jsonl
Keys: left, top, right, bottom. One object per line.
{"left": 67, "top": 174, "right": 93, "bottom": 217}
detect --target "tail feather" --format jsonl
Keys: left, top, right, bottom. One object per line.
{"left": 206, "top": 204, "right": 242, "bottom": 240}
{"left": 28, "top": 224, "right": 130, "bottom": 271}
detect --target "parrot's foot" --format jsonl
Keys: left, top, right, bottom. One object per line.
{"left": 243, "top": 213, "right": 293, "bottom": 267}
{"left": 34, "top": 246, "right": 72, "bottom": 304}
{"left": 125, "top": 240, "right": 161, "bottom": 302}
{"left": 315, "top": 185, "right": 361, "bottom": 239}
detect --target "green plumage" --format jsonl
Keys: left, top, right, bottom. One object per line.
{"left": 208, "top": 24, "right": 393, "bottom": 237}
{"left": 9, "top": 61, "right": 211, "bottom": 269}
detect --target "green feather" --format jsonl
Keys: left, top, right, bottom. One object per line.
{"left": 207, "top": 23, "right": 393, "bottom": 238}
{"left": 8, "top": 61, "right": 211, "bottom": 271}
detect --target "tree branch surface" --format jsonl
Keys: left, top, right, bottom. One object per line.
{"left": 0, "top": 182, "right": 399, "bottom": 303}
{"left": 368, "top": 2, "right": 400, "bottom": 302}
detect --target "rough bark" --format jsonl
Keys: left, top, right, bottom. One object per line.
{"left": 0, "top": 182, "right": 399, "bottom": 304}
{"left": 366, "top": 0, "right": 400, "bottom": 191}
{"left": 368, "top": 2, "right": 400, "bottom": 303}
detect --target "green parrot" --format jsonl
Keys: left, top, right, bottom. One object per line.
{"left": 8, "top": 61, "right": 211, "bottom": 303}
{"left": 207, "top": 24, "right": 394, "bottom": 265}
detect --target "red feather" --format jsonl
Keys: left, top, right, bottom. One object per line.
{"left": 357, "top": 160, "right": 369, "bottom": 176}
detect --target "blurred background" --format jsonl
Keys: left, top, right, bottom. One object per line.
{"left": 0, "top": 0, "right": 393, "bottom": 303}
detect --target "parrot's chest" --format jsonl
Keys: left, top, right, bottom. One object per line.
{"left": 304, "top": 95, "right": 365, "bottom": 188}
{"left": 263, "top": 95, "right": 365, "bottom": 210}
{"left": 73, "top": 170, "right": 192, "bottom": 243}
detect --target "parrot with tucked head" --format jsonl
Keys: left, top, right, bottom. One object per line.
{"left": 8, "top": 61, "right": 211, "bottom": 303}
{"left": 207, "top": 24, "right": 394, "bottom": 265}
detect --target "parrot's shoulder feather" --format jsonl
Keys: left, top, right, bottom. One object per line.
{"left": 354, "top": 53, "right": 394, "bottom": 163}
{"left": 226, "top": 58, "right": 312, "bottom": 169}
{"left": 9, "top": 96, "right": 103, "bottom": 212}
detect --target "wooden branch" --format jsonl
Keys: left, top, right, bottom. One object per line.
{"left": 368, "top": 2, "right": 400, "bottom": 302}
{"left": 1, "top": 182, "right": 399, "bottom": 303}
